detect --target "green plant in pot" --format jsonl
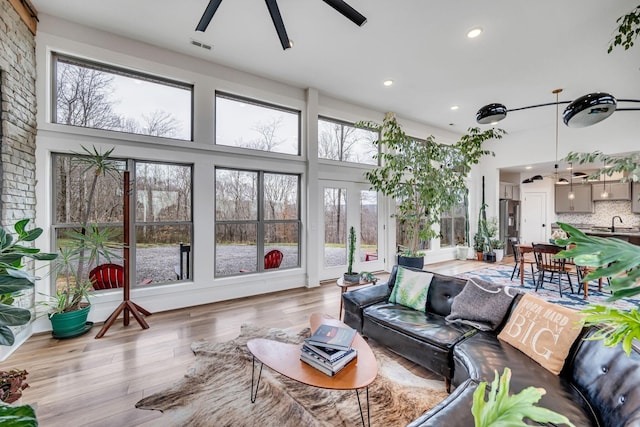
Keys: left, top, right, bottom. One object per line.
{"left": 0, "top": 219, "right": 57, "bottom": 424}
{"left": 45, "top": 146, "right": 123, "bottom": 338}
{"left": 343, "top": 226, "right": 360, "bottom": 284}
{"left": 357, "top": 113, "right": 503, "bottom": 267}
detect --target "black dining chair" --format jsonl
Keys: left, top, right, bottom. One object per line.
{"left": 509, "top": 237, "right": 537, "bottom": 286}
{"left": 532, "top": 243, "right": 574, "bottom": 297}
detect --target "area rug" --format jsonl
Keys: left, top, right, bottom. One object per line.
{"left": 458, "top": 264, "right": 640, "bottom": 311}
{"left": 135, "top": 324, "right": 449, "bottom": 426}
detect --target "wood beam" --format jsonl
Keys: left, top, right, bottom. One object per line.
{"left": 8, "top": 0, "right": 38, "bottom": 35}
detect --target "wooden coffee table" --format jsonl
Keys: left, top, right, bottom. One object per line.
{"left": 247, "top": 313, "right": 378, "bottom": 426}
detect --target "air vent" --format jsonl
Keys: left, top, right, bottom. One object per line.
{"left": 190, "top": 39, "right": 212, "bottom": 50}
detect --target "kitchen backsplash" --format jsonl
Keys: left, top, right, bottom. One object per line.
{"left": 556, "top": 200, "right": 640, "bottom": 227}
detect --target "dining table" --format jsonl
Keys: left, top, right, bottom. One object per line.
{"left": 517, "top": 243, "right": 599, "bottom": 300}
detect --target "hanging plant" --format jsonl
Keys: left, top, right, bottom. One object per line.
{"left": 608, "top": 4, "right": 640, "bottom": 53}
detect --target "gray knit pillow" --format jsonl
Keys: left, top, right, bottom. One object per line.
{"left": 446, "top": 278, "right": 517, "bottom": 331}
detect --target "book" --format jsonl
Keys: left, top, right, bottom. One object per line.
{"left": 302, "top": 342, "right": 350, "bottom": 363}
{"left": 305, "top": 324, "right": 356, "bottom": 351}
{"left": 301, "top": 345, "right": 357, "bottom": 370}
{"left": 300, "top": 348, "right": 357, "bottom": 376}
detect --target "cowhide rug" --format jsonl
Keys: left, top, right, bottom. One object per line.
{"left": 135, "top": 324, "right": 449, "bottom": 426}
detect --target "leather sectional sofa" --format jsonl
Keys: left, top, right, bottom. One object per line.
{"left": 342, "top": 265, "right": 640, "bottom": 426}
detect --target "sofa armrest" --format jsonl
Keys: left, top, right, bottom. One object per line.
{"left": 342, "top": 283, "right": 391, "bottom": 333}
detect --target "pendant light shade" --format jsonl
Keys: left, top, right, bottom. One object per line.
{"left": 563, "top": 92, "right": 617, "bottom": 128}
{"left": 476, "top": 103, "right": 507, "bottom": 124}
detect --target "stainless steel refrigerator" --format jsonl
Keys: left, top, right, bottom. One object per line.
{"left": 499, "top": 199, "right": 520, "bottom": 256}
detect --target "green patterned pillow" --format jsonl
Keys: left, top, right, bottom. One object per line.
{"left": 389, "top": 267, "right": 433, "bottom": 312}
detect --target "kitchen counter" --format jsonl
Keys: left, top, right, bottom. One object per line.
{"left": 551, "top": 223, "right": 640, "bottom": 245}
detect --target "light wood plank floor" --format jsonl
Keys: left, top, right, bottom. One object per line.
{"left": 0, "top": 259, "right": 497, "bottom": 427}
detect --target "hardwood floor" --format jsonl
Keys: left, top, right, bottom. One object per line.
{"left": 0, "top": 259, "right": 494, "bottom": 427}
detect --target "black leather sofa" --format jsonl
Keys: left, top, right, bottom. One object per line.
{"left": 342, "top": 265, "right": 640, "bottom": 426}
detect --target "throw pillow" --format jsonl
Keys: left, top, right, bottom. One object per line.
{"left": 388, "top": 266, "right": 433, "bottom": 312}
{"left": 445, "top": 278, "right": 517, "bottom": 331}
{"left": 497, "top": 293, "right": 586, "bottom": 375}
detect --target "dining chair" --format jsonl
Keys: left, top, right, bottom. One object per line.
{"left": 509, "top": 237, "right": 537, "bottom": 286}
{"left": 532, "top": 243, "right": 574, "bottom": 297}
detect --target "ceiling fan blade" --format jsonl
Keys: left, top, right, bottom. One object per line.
{"left": 265, "top": 0, "right": 291, "bottom": 50}
{"left": 322, "top": 0, "right": 367, "bottom": 26}
{"left": 196, "top": 0, "right": 223, "bottom": 32}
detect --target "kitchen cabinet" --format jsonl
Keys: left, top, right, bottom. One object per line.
{"left": 592, "top": 181, "right": 631, "bottom": 201}
{"left": 499, "top": 182, "right": 519, "bottom": 200}
{"left": 633, "top": 183, "right": 640, "bottom": 213}
{"left": 555, "top": 184, "right": 593, "bottom": 213}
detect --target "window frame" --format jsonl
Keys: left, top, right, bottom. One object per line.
{"left": 52, "top": 153, "right": 195, "bottom": 287}
{"left": 214, "top": 167, "right": 301, "bottom": 277}
{"left": 317, "top": 115, "right": 379, "bottom": 165}
{"left": 51, "top": 52, "right": 195, "bottom": 141}
{"left": 214, "top": 91, "right": 302, "bottom": 156}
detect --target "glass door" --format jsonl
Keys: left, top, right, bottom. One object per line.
{"left": 320, "top": 181, "right": 384, "bottom": 280}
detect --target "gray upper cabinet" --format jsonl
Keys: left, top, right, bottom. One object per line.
{"left": 592, "top": 181, "right": 631, "bottom": 201}
{"left": 633, "top": 183, "right": 640, "bottom": 213}
{"left": 499, "top": 182, "right": 519, "bottom": 200}
{"left": 555, "top": 184, "right": 593, "bottom": 213}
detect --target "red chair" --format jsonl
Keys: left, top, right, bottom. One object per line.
{"left": 89, "top": 263, "right": 151, "bottom": 290}
{"left": 264, "top": 249, "right": 284, "bottom": 270}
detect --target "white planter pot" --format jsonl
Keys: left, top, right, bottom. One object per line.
{"left": 494, "top": 248, "right": 504, "bottom": 263}
{"left": 456, "top": 246, "right": 469, "bottom": 261}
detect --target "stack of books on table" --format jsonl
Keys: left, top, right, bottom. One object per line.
{"left": 300, "top": 324, "right": 357, "bottom": 376}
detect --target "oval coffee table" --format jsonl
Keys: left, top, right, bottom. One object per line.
{"left": 247, "top": 313, "right": 378, "bottom": 426}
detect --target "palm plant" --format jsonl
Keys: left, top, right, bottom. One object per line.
{"left": 48, "top": 146, "right": 123, "bottom": 314}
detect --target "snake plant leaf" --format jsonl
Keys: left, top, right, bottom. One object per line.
{"left": 472, "top": 368, "right": 575, "bottom": 427}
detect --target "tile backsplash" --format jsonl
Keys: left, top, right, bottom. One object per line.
{"left": 557, "top": 200, "right": 640, "bottom": 227}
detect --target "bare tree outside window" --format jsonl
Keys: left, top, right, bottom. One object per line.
{"left": 53, "top": 54, "right": 192, "bottom": 140}
{"left": 318, "top": 118, "right": 378, "bottom": 165}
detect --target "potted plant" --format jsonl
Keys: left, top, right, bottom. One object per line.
{"left": 343, "top": 226, "right": 360, "bottom": 284}
{"left": 45, "top": 146, "right": 122, "bottom": 338}
{"left": 359, "top": 271, "right": 378, "bottom": 284}
{"left": 0, "top": 219, "right": 56, "bottom": 424}
{"left": 492, "top": 239, "right": 505, "bottom": 262}
{"left": 357, "top": 113, "right": 503, "bottom": 267}
{"left": 483, "top": 217, "right": 499, "bottom": 263}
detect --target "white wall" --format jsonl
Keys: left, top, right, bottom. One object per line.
{"left": 32, "top": 15, "right": 462, "bottom": 333}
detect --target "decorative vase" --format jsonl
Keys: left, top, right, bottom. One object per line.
{"left": 397, "top": 255, "right": 424, "bottom": 269}
{"left": 49, "top": 304, "right": 93, "bottom": 339}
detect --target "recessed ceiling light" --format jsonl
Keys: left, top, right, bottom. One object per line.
{"left": 383, "top": 80, "right": 393, "bottom": 87}
{"left": 450, "top": 105, "right": 459, "bottom": 111}
{"left": 467, "top": 27, "right": 483, "bottom": 38}
{"left": 525, "top": 166, "right": 532, "bottom": 170}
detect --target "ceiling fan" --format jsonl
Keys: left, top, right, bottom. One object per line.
{"left": 195, "top": 0, "right": 367, "bottom": 50}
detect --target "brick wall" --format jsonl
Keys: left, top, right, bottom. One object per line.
{"left": 0, "top": 0, "right": 38, "bottom": 359}
{"left": 0, "top": 0, "right": 38, "bottom": 227}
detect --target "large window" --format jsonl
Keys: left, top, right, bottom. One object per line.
{"left": 318, "top": 117, "right": 378, "bottom": 165}
{"left": 53, "top": 153, "right": 193, "bottom": 288}
{"left": 215, "top": 93, "right": 301, "bottom": 155}
{"left": 215, "top": 168, "right": 300, "bottom": 276}
{"left": 440, "top": 198, "right": 468, "bottom": 248}
{"left": 53, "top": 53, "right": 193, "bottom": 141}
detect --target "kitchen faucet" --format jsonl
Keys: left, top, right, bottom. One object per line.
{"left": 611, "top": 215, "right": 623, "bottom": 233}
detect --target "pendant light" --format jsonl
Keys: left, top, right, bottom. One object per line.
{"left": 568, "top": 162, "right": 575, "bottom": 200}
{"left": 600, "top": 160, "right": 609, "bottom": 198}
{"left": 552, "top": 89, "right": 568, "bottom": 185}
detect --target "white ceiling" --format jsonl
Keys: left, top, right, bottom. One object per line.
{"left": 33, "top": 0, "right": 639, "bottom": 145}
